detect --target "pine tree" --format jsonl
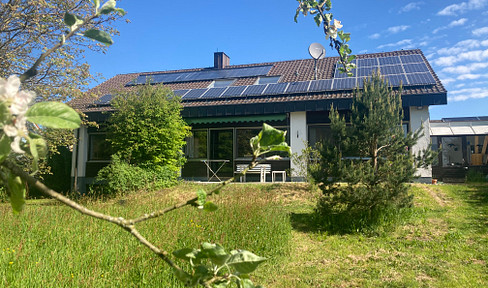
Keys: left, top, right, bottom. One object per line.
{"left": 311, "top": 73, "right": 430, "bottom": 232}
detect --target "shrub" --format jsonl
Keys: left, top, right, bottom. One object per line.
{"left": 94, "top": 155, "right": 177, "bottom": 195}
{"left": 311, "top": 73, "right": 431, "bottom": 232}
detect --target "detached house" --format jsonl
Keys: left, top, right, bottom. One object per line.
{"left": 70, "top": 49, "right": 447, "bottom": 192}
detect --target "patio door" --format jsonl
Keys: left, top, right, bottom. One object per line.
{"left": 209, "top": 129, "right": 234, "bottom": 177}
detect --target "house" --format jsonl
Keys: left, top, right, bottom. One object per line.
{"left": 430, "top": 116, "right": 488, "bottom": 182}
{"left": 70, "top": 49, "right": 447, "bottom": 192}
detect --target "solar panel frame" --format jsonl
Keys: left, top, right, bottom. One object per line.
{"left": 385, "top": 74, "right": 408, "bottom": 86}
{"left": 200, "top": 87, "right": 227, "bottom": 99}
{"left": 378, "top": 56, "right": 401, "bottom": 65}
{"left": 406, "top": 72, "right": 436, "bottom": 85}
{"left": 127, "top": 65, "right": 273, "bottom": 86}
{"left": 400, "top": 54, "right": 424, "bottom": 64}
{"left": 357, "top": 67, "right": 380, "bottom": 77}
{"left": 263, "top": 83, "right": 289, "bottom": 95}
{"left": 403, "top": 63, "right": 429, "bottom": 73}
{"left": 242, "top": 84, "right": 267, "bottom": 96}
{"left": 380, "top": 65, "right": 404, "bottom": 75}
{"left": 220, "top": 86, "right": 247, "bottom": 98}
{"left": 333, "top": 78, "right": 357, "bottom": 90}
{"left": 94, "top": 94, "right": 112, "bottom": 105}
{"left": 309, "top": 79, "right": 333, "bottom": 92}
{"left": 286, "top": 81, "right": 310, "bottom": 94}
{"left": 173, "top": 89, "right": 189, "bottom": 97}
{"left": 182, "top": 88, "right": 208, "bottom": 99}
{"left": 356, "top": 58, "right": 378, "bottom": 67}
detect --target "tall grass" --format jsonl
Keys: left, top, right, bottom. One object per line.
{"left": 0, "top": 183, "right": 291, "bottom": 287}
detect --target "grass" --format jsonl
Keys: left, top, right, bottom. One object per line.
{"left": 1, "top": 182, "right": 488, "bottom": 287}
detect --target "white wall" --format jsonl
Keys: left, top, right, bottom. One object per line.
{"left": 409, "top": 106, "right": 432, "bottom": 179}
{"left": 289, "top": 111, "right": 307, "bottom": 179}
{"left": 71, "top": 126, "right": 88, "bottom": 180}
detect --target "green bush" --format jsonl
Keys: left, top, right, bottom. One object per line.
{"left": 94, "top": 155, "right": 177, "bottom": 195}
{"left": 466, "top": 170, "right": 488, "bottom": 183}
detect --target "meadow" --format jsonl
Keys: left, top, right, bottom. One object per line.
{"left": 1, "top": 182, "right": 487, "bottom": 287}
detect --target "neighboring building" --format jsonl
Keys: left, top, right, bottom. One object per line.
{"left": 70, "top": 49, "right": 447, "bottom": 192}
{"left": 431, "top": 116, "right": 488, "bottom": 182}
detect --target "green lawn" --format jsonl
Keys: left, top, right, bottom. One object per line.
{"left": 1, "top": 182, "right": 487, "bottom": 287}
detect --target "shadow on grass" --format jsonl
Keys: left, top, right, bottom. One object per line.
{"left": 290, "top": 212, "right": 322, "bottom": 233}
{"left": 464, "top": 184, "right": 488, "bottom": 233}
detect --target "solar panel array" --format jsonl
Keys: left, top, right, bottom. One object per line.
{"left": 94, "top": 94, "right": 112, "bottom": 105}
{"left": 333, "top": 53, "right": 435, "bottom": 89}
{"left": 127, "top": 65, "right": 273, "bottom": 85}
{"left": 109, "top": 53, "right": 437, "bottom": 104}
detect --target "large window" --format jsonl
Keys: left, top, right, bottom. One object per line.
{"left": 186, "top": 130, "right": 208, "bottom": 159}
{"left": 308, "top": 125, "right": 332, "bottom": 148}
{"left": 89, "top": 133, "right": 111, "bottom": 160}
{"left": 236, "top": 128, "right": 261, "bottom": 158}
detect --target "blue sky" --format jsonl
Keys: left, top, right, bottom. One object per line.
{"left": 85, "top": 0, "right": 488, "bottom": 120}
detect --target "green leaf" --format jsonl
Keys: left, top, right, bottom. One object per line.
{"left": 64, "top": 12, "right": 76, "bottom": 27}
{"left": 201, "top": 242, "right": 229, "bottom": 266}
{"left": 196, "top": 189, "right": 206, "bottom": 206}
{"left": 83, "top": 29, "right": 113, "bottom": 46}
{"left": 7, "top": 173, "right": 26, "bottom": 214}
{"left": 0, "top": 134, "right": 11, "bottom": 162}
{"left": 63, "top": 13, "right": 83, "bottom": 31}
{"left": 172, "top": 248, "right": 196, "bottom": 261}
{"left": 26, "top": 102, "right": 81, "bottom": 129}
{"left": 0, "top": 102, "right": 9, "bottom": 123}
{"left": 99, "top": 0, "right": 115, "bottom": 14}
{"left": 238, "top": 278, "right": 256, "bottom": 288}
{"left": 313, "top": 14, "right": 322, "bottom": 27}
{"left": 203, "top": 201, "right": 218, "bottom": 212}
{"left": 226, "top": 250, "right": 266, "bottom": 274}
{"left": 172, "top": 267, "right": 192, "bottom": 287}
{"left": 260, "top": 123, "right": 286, "bottom": 147}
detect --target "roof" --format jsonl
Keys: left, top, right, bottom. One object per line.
{"left": 430, "top": 116, "right": 488, "bottom": 136}
{"left": 71, "top": 49, "right": 447, "bottom": 117}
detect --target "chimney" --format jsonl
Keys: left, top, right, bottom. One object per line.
{"left": 214, "top": 52, "right": 230, "bottom": 69}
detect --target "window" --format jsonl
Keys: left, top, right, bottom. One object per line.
{"left": 89, "top": 133, "right": 111, "bottom": 160}
{"left": 208, "top": 79, "right": 235, "bottom": 88}
{"left": 256, "top": 76, "right": 280, "bottom": 85}
{"left": 186, "top": 130, "right": 207, "bottom": 159}
{"left": 308, "top": 125, "right": 333, "bottom": 148}
{"left": 236, "top": 128, "right": 261, "bottom": 158}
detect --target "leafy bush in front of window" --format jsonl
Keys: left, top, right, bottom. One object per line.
{"left": 95, "top": 155, "right": 177, "bottom": 195}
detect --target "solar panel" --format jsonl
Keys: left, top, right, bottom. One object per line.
{"left": 356, "top": 58, "right": 378, "bottom": 67}
{"left": 286, "top": 81, "right": 310, "bottom": 94}
{"left": 221, "top": 86, "right": 247, "bottom": 98}
{"left": 94, "top": 94, "right": 112, "bottom": 105}
{"left": 333, "top": 78, "right": 357, "bottom": 90}
{"left": 406, "top": 72, "right": 436, "bottom": 85}
{"left": 182, "top": 88, "right": 208, "bottom": 99}
{"left": 173, "top": 89, "right": 189, "bottom": 97}
{"left": 201, "top": 87, "right": 227, "bottom": 99}
{"left": 380, "top": 65, "right": 403, "bottom": 75}
{"left": 385, "top": 74, "right": 408, "bottom": 86}
{"left": 309, "top": 79, "right": 333, "bottom": 92}
{"left": 127, "top": 65, "right": 273, "bottom": 86}
{"left": 403, "top": 63, "right": 429, "bottom": 73}
{"left": 357, "top": 67, "right": 380, "bottom": 77}
{"left": 242, "top": 84, "right": 267, "bottom": 96}
{"left": 264, "top": 83, "right": 288, "bottom": 95}
{"left": 400, "top": 54, "right": 424, "bottom": 64}
{"left": 379, "top": 56, "right": 401, "bottom": 65}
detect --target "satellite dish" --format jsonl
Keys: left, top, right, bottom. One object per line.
{"left": 309, "top": 43, "right": 326, "bottom": 59}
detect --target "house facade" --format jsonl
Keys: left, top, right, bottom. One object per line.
{"left": 431, "top": 116, "right": 488, "bottom": 182}
{"left": 70, "top": 49, "right": 447, "bottom": 192}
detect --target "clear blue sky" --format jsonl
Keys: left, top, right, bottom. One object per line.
{"left": 85, "top": 0, "right": 488, "bottom": 120}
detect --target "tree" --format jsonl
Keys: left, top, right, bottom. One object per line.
{"left": 311, "top": 73, "right": 431, "bottom": 232}
{"left": 107, "top": 84, "right": 191, "bottom": 171}
{"left": 0, "top": 0, "right": 124, "bottom": 101}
